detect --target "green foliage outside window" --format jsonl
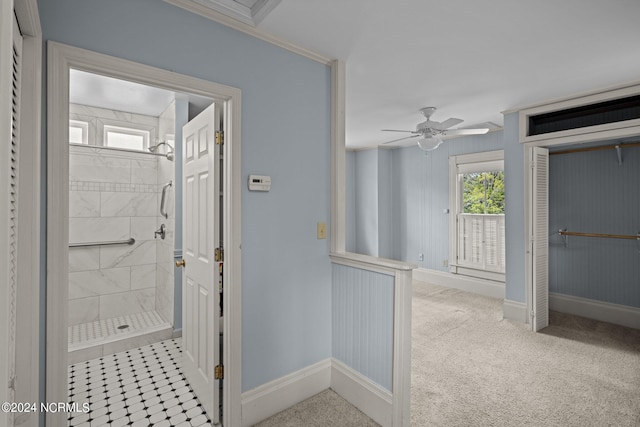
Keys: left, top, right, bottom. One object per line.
{"left": 463, "top": 171, "right": 505, "bottom": 214}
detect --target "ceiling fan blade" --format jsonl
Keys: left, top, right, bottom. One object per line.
{"left": 381, "top": 134, "right": 420, "bottom": 144}
{"left": 381, "top": 129, "right": 416, "bottom": 133}
{"left": 428, "top": 118, "right": 464, "bottom": 131}
{"left": 444, "top": 128, "right": 490, "bottom": 136}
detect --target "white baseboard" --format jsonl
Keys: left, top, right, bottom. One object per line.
{"left": 413, "top": 268, "right": 505, "bottom": 299}
{"left": 241, "top": 358, "right": 331, "bottom": 427}
{"left": 503, "top": 299, "right": 528, "bottom": 323}
{"left": 330, "top": 359, "right": 393, "bottom": 427}
{"left": 550, "top": 293, "right": 640, "bottom": 330}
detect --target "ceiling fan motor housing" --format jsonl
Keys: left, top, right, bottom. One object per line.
{"left": 416, "top": 121, "right": 438, "bottom": 135}
{"left": 419, "top": 107, "right": 437, "bottom": 119}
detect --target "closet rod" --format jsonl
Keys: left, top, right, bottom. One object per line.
{"left": 558, "top": 230, "right": 639, "bottom": 240}
{"left": 550, "top": 141, "right": 640, "bottom": 156}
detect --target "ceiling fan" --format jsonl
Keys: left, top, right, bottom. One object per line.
{"left": 381, "top": 107, "right": 489, "bottom": 151}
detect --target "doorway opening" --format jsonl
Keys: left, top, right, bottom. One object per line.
{"left": 47, "top": 42, "right": 242, "bottom": 426}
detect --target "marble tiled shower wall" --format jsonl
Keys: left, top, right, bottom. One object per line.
{"left": 156, "top": 101, "right": 176, "bottom": 325}
{"left": 68, "top": 102, "right": 176, "bottom": 327}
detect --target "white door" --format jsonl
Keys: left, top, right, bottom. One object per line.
{"left": 531, "top": 146, "right": 549, "bottom": 332}
{"left": 180, "top": 103, "right": 221, "bottom": 423}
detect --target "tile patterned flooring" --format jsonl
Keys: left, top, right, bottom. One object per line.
{"left": 68, "top": 338, "right": 213, "bottom": 426}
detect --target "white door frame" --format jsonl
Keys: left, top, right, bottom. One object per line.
{"left": 46, "top": 41, "right": 242, "bottom": 427}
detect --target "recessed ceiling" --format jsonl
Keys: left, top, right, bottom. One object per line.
{"left": 253, "top": 0, "right": 640, "bottom": 149}
{"left": 69, "top": 69, "right": 213, "bottom": 117}
{"left": 184, "top": 0, "right": 282, "bottom": 26}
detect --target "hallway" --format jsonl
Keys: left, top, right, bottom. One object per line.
{"left": 68, "top": 338, "right": 212, "bottom": 426}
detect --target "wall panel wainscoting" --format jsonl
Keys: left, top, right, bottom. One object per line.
{"left": 330, "top": 253, "right": 414, "bottom": 427}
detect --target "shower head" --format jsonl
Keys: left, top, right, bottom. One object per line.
{"left": 148, "top": 141, "right": 174, "bottom": 161}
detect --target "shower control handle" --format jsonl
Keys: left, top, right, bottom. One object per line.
{"left": 176, "top": 259, "right": 186, "bottom": 268}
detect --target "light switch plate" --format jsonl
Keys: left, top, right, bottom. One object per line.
{"left": 317, "top": 222, "right": 326, "bottom": 239}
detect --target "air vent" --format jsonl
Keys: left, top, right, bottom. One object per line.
{"left": 528, "top": 94, "right": 640, "bottom": 136}
{"left": 519, "top": 83, "right": 640, "bottom": 145}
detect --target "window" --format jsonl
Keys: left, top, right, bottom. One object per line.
{"left": 462, "top": 171, "right": 505, "bottom": 214}
{"left": 69, "top": 120, "right": 88, "bottom": 144}
{"left": 68, "top": 105, "right": 157, "bottom": 153}
{"left": 103, "top": 125, "right": 150, "bottom": 151}
{"left": 449, "top": 151, "right": 505, "bottom": 281}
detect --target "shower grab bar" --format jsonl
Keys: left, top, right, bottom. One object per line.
{"left": 69, "top": 237, "right": 136, "bottom": 248}
{"left": 160, "top": 180, "right": 172, "bottom": 219}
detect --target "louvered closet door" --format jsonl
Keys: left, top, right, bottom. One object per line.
{"left": 531, "top": 146, "right": 549, "bottom": 332}
{"left": 6, "top": 14, "right": 23, "bottom": 407}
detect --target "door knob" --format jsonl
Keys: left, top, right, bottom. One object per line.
{"left": 176, "top": 259, "right": 186, "bottom": 268}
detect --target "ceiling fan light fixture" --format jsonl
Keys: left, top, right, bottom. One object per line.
{"left": 417, "top": 136, "right": 443, "bottom": 151}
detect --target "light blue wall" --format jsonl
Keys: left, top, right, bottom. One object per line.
{"left": 349, "top": 125, "right": 528, "bottom": 305}
{"left": 503, "top": 113, "right": 527, "bottom": 303}
{"left": 39, "top": 0, "right": 332, "bottom": 392}
{"left": 549, "top": 144, "right": 640, "bottom": 308}
{"left": 332, "top": 264, "right": 394, "bottom": 392}
{"left": 346, "top": 151, "right": 356, "bottom": 252}
{"left": 355, "top": 149, "right": 379, "bottom": 256}
{"left": 378, "top": 149, "right": 393, "bottom": 259}
{"left": 351, "top": 132, "right": 505, "bottom": 268}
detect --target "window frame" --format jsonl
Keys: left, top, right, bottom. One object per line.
{"left": 68, "top": 119, "right": 88, "bottom": 144}
{"left": 102, "top": 124, "right": 150, "bottom": 151}
{"left": 449, "top": 150, "right": 505, "bottom": 282}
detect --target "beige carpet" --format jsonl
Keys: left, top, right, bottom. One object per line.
{"left": 412, "top": 281, "right": 640, "bottom": 427}
{"left": 254, "top": 389, "right": 379, "bottom": 427}
{"left": 254, "top": 282, "right": 640, "bottom": 426}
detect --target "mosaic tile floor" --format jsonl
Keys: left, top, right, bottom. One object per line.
{"left": 68, "top": 338, "right": 213, "bottom": 426}
{"left": 68, "top": 311, "right": 169, "bottom": 349}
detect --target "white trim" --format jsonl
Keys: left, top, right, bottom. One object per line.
{"left": 450, "top": 149, "right": 505, "bottom": 166}
{"left": 503, "top": 299, "right": 528, "bottom": 323}
{"left": 449, "top": 150, "right": 505, "bottom": 279}
{"left": 329, "top": 252, "right": 415, "bottom": 275}
{"left": 47, "top": 42, "right": 243, "bottom": 427}
{"left": 331, "top": 358, "right": 393, "bottom": 427}
{"left": 176, "top": 0, "right": 281, "bottom": 27}
{"left": 391, "top": 269, "right": 412, "bottom": 427}
{"left": 550, "top": 293, "right": 640, "bottom": 331}
{"left": 241, "top": 359, "right": 331, "bottom": 427}
{"left": 164, "top": 0, "right": 332, "bottom": 65}
{"left": 330, "top": 60, "right": 346, "bottom": 253}
{"left": 413, "top": 268, "right": 505, "bottom": 300}
{"left": 518, "top": 82, "right": 640, "bottom": 146}
{"left": 450, "top": 265, "right": 505, "bottom": 283}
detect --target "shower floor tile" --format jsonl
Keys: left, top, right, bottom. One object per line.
{"left": 68, "top": 311, "right": 169, "bottom": 348}
{"left": 68, "top": 338, "right": 212, "bottom": 427}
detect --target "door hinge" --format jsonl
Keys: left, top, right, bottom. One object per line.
{"left": 215, "top": 131, "right": 224, "bottom": 145}
{"left": 215, "top": 364, "right": 224, "bottom": 380}
{"left": 215, "top": 248, "right": 224, "bottom": 262}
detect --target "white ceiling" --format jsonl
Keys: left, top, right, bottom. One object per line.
{"left": 69, "top": 69, "right": 213, "bottom": 117}
{"left": 70, "top": 70, "right": 176, "bottom": 116}
{"left": 256, "top": 0, "right": 640, "bottom": 149}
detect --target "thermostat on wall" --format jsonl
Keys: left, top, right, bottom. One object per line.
{"left": 248, "top": 175, "right": 271, "bottom": 191}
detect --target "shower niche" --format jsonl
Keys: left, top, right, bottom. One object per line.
{"left": 67, "top": 69, "right": 181, "bottom": 363}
